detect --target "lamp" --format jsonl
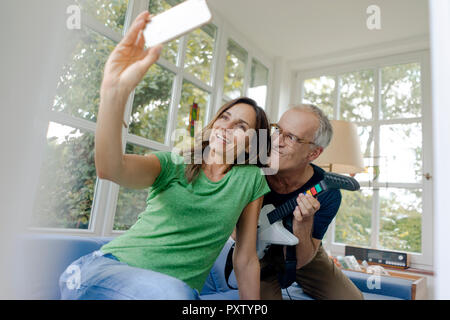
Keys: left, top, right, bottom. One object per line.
{"left": 313, "top": 120, "right": 364, "bottom": 174}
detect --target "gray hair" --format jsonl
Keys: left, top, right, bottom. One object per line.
{"left": 291, "top": 104, "right": 333, "bottom": 149}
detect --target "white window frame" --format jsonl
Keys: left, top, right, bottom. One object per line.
{"left": 294, "top": 50, "right": 433, "bottom": 269}
{"left": 212, "top": 8, "right": 273, "bottom": 112}
{"left": 30, "top": 0, "right": 274, "bottom": 237}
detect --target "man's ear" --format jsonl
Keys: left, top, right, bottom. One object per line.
{"left": 308, "top": 146, "right": 323, "bottom": 162}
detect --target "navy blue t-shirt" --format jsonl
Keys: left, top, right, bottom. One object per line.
{"left": 263, "top": 164, "right": 342, "bottom": 240}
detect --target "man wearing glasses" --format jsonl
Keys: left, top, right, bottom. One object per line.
{"left": 260, "top": 104, "right": 363, "bottom": 300}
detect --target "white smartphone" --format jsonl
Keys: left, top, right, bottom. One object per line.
{"left": 143, "top": 0, "right": 212, "bottom": 48}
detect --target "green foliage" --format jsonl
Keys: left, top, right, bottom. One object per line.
{"left": 381, "top": 63, "right": 422, "bottom": 119}
{"left": 184, "top": 25, "right": 217, "bottom": 84}
{"left": 379, "top": 189, "right": 422, "bottom": 253}
{"left": 32, "top": 130, "right": 96, "bottom": 229}
{"left": 335, "top": 190, "right": 372, "bottom": 247}
{"left": 223, "top": 39, "right": 247, "bottom": 99}
{"left": 340, "top": 70, "right": 374, "bottom": 122}
{"left": 303, "top": 76, "right": 335, "bottom": 118}
{"left": 78, "top": 0, "right": 128, "bottom": 33}
{"left": 52, "top": 28, "right": 116, "bottom": 122}
{"left": 129, "top": 64, "right": 175, "bottom": 143}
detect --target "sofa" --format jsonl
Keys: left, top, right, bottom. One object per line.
{"left": 16, "top": 234, "right": 414, "bottom": 300}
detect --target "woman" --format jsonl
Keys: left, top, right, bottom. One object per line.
{"left": 59, "top": 11, "right": 271, "bottom": 300}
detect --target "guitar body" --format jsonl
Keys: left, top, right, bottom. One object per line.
{"left": 256, "top": 204, "right": 298, "bottom": 259}
{"left": 256, "top": 172, "right": 360, "bottom": 260}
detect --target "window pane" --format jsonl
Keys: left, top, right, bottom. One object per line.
{"left": 248, "top": 58, "right": 269, "bottom": 108}
{"left": 129, "top": 64, "right": 175, "bottom": 143}
{"left": 381, "top": 62, "right": 422, "bottom": 119}
{"left": 184, "top": 24, "right": 217, "bottom": 84}
{"left": 31, "top": 122, "right": 96, "bottom": 229}
{"left": 176, "top": 81, "right": 210, "bottom": 144}
{"left": 114, "top": 143, "right": 152, "bottom": 230}
{"left": 302, "top": 76, "right": 335, "bottom": 119}
{"left": 379, "top": 188, "right": 422, "bottom": 253}
{"left": 148, "top": 0, "right": 181, "bottom": 64}
{"left": 335, "top": 188, "right": 372, "bottom": 247}
{"left": 52, "top": 27, "right": 116, "bottom": 122}
{"left": 223, "top": 39, "right": 248, "bottom": 99}
{"left": 355, "top": 126, "right": 374, "bottom": 182}
{"left": 379, "top": 123, "right": 422, "bottom": 183}
{"left": 340, "top": 70, "right": 374, "bottom": 122}
{"left": 78, "top": 0, "right": 128, "bottom": 33}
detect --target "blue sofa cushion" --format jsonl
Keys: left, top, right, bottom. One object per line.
{"left": 17, "top": 234, "right": 113, "bottom": 299}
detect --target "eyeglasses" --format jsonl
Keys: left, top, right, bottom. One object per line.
{"left": 270, "top": 123, "right": 316, "bottom": 147}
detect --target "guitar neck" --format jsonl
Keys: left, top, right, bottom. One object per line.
{"left": 267, "top": 181, "right": 327, "bottom": 224}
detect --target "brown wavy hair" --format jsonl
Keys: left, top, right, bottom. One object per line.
{"left": 183, "top": 97, "right": 271, "bottom": 183}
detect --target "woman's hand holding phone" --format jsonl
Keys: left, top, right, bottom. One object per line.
{"left": 101, "top": 11, "right": 163, "bottom": 96}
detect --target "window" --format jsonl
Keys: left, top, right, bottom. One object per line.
{"left": 177, "top": 80, "right": 210, "bottom": 135}
{"left": 223, "top": 39, "right": 248, "bottom": 100}
{"left": 32, "top": 0, "right": 273, "bottom": 235}
{"left": 113, "top": 143, "right": 152, "bottom": 231}
{"left": 32, "top": 122, "right": 96, "bottom": 230}
{"left": 51, "top": 25, "right": 117, "bottom": 122}
{"left": 80, "top": 0, "right": 128, "bottom": 33}
{"left": 148, "top": 0, "right": 181, "bottom": 64}
{"left": 248, "top": 58, "right": 269, "bottom": 108}
{"left": 299, "top": 57, "right": 430, "bottom": 265}
{"left": 129, "top": 64, "right": 175, "bottom": 144}
{"left": 303, "top": 76, "right": 336, "bottom": 118}
{"left": 184, "top": 24, "right": 218, "bottom": 85}
{"left": 31, "top": 1, "right": 129, "bottom": 231}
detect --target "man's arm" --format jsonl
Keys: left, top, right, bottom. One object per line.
{"left": 292, "top": 191, "right": 342, "bottom": 269}
{"left": 291, "top": 193, "right": 321, "bottom": 269}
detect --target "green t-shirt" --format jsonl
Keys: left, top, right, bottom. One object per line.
{"left": 101, "top": 151, "right": 270, "bottom": 291}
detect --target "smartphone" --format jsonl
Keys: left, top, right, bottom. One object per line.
{"left": 143, "top": 0, "right": 213, "bottom": 48}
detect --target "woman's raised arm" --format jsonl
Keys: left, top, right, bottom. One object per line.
{"left": 95, "top": 11, "right": 163, "bottom": 189}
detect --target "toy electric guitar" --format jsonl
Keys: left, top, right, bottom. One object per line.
{"left": 256, "top": 172, "right": 360, "bottom": 259}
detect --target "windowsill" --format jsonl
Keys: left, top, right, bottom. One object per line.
{"left": 381, "top": 265, "right": 434, "bottom": 276}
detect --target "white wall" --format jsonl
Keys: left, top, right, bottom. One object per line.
{"left": 430, "top": 0, "right": 450, "bottom": 300}
{"left": 269, "top": 57, "right": 294, "bottom": 122}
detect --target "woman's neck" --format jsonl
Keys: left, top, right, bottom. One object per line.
{"left": 202, "top": 150, "right": 233, "bottom": 179}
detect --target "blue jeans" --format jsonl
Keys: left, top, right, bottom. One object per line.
{"left": 59, "top": 250, "right": 200, "bottom": 300}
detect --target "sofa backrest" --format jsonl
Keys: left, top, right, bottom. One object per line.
{"left": 342, "top": 270, "right": 413, "bottom": 300}
{"left": 16, "top": 234, "right": 113, "bottom": 299}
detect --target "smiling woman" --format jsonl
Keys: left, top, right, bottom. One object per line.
{"left": 59, "top": 11, "right": 272, "bottom": 300}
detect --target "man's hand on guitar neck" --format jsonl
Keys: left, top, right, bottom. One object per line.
{"left": 293, "top": 193, "right": 320, "bottom": 223}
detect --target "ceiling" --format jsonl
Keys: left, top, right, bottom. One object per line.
{"left": 208, "top": 0, "right": 429, "bottom": 63}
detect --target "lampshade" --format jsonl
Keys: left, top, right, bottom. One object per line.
{"left": 313, "top": 120, "right": 364, "bottom": 174}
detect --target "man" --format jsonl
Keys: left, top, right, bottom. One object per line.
{"left": 260, "top": 104, "right": 363, "bottom": 300}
